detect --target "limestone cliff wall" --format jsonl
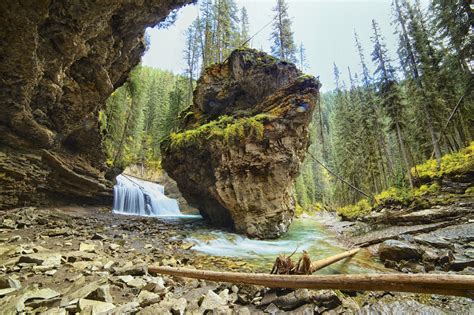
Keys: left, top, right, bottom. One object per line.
{"left": 0, "top": 0, "right": 193, "bottom": 209}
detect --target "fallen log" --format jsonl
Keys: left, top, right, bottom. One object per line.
{"left": 149, "top": 266, "right": 474, "bottom": 298}
{"left": 310, "top": 248, "right": 360, "bottom": 272}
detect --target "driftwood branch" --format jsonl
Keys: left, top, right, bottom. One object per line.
{"left": 149, "top": 266, "right": 474, "bottom": 298}
{"left": 311, "top": 248, "right": 360, "bottom": 272}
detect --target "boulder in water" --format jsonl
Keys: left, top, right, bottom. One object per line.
{"left": 161, "top": 49, "right": 320, "bottom": 238}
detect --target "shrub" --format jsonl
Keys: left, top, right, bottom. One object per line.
{"left": 412, "top": 141, "right": 474, "bottom": 180}
{"left": 336, "top": 199, "right": 371, "bottom": 220}
{"left": 413, "top": 183, "right": 440, "bottom": 197}
{"left": 374, "top": 187, "right": 412, "bottom": 207}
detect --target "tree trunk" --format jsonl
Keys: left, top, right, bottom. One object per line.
{"left": 149, "top": 266, "right": 474, "bottom": 298}
{"left": 396, "top": 122, "right": 414, "bottom": 189}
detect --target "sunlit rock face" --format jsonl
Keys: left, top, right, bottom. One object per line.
{"left": 0, "top": 0, "right": 193, "bottom": 209}
{"left": 161, "top": 49, "right": 320, "bottom": 239}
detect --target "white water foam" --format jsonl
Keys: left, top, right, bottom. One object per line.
{"left": 113, "top": 174, "right": 183, "bottom": 217}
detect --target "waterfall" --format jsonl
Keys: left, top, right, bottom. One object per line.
{"left": 112, "top": 174, "right": 182, "bottom": 216}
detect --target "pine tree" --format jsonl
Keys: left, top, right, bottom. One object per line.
{"left": 298, "top": 42, "right": 309, "bottom": 71}
{"left": 214, "top": 0, "right": 240, "bottom": 62}
{"left": 393, "top": 0, "right": 443, "bottom": 164}
{"left": 431, "top": 0, "right": 472, "bottom": 73}
{"left": 184, "top": 18, "right": 201, "bottom": 105}
{"left": 200, "top": 0, "right": 214, "bottom": 69}
{"left": 270, "top": 0, "right": 297, "bottom": 62}
{"left": 354, "top": 30, "right": 395, "bottom": 182}
{"left": 240, "top": 6, "right": 250, "bottom": 46}
{"left": 371, "top": 19, "right": 414, "bottom": 188}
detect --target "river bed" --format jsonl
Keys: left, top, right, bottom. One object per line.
{"left": 168, "top": 216, "right": 386, "bottom": 274}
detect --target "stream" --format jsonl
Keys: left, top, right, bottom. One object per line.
{"left": 112, "top": 175, "right": 385, "bottom": 274}
{"left": 177, "top": 216, "right": 385, "bottom": 274}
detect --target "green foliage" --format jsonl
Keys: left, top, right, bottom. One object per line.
{"left": 270, "top": 0, "right": 297, "bottom": 62}
{"left": 336, "top": 199, "right": 372, "bottom": 219}
{"left": 413, "top": 183, "right": 440, "bottom": 197}
{"left": 103, "top": 66, "right": 190, "bottom": 168}
{"left": 413, "top": 142, "right": 474, "bottom": 180}
{"left": 374, "top": 187, "right": 412, "bottom": 207}
{"left": 295, "top": 203, "right": 305, "bottom": 217}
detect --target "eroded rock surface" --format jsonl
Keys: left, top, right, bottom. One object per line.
{"left": 161, "top": 49, "right": 320, "bottom": 238}
{"left": 0, "top": 0, "right": 193, "bottom": 209}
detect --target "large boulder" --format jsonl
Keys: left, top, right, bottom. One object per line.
{"left": 378, "top": 240, "right": 422, "bottom": 262}
{"left": 161, "top": 49, "right": 320, "bottom": 238}
{"left": 0, "top": 0, "right": 193, "bottom": 209}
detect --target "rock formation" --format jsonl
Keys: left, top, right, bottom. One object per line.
{"left": 0, "top": 0, "right": 193, "bottom": 209}
{"left": 161, "top": 49, "right": 320, "bottom": 238}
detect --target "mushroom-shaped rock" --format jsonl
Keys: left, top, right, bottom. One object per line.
{"left": 161, "top": 49, "right": 320, "bottom": 238}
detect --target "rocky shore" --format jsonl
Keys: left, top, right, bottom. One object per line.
{"left": 1, "top": 207, "right": 472, "bottom": 314}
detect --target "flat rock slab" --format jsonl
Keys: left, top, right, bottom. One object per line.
{"left": 353, "top": 222, "right": 449, "bottom": 247}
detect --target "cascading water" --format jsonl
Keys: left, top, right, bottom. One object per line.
{"left": 113, "top": 174, "right": 182, "bottom": 216}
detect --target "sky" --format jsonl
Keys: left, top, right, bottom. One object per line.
{"left": 142, "top": 0, "right": 430, "bottom": 91}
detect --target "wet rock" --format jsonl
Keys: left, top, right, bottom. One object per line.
{"left": 161, "top": 48, "right": 320, "bottom": 238}
{"left": 378, "top": 240, "right": 422, "bottom": 262}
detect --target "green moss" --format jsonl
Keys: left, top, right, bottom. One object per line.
{"left": 336, "top": 199, "right": 371, "bottom": 219}
{"left": 169, "top": 114, "right": 268, "bottom": 149}
{"left": 412, "top": 141, "right": 474, "bottom": 180}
